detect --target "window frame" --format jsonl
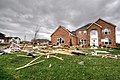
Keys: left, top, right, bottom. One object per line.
{"left": 102, "top": 28, "right": 111, "bottom": 35}
{"left": 78, "top": 39, "right": 86, "bottom": 45}
{"left": 84, "top": 31, "right": 87, "bottom": 35}
{"left": 57, "top": 38, "right": 64, "bottom": 44}
{"left": 78, "top": 31, "right": 82, "bottom": 35}
{"left": 101, "top": 38, "right": 112, "bottom": 45}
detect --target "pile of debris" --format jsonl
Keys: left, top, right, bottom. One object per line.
{"left": 91, "top": 50, "right": 120, "bottom": 60}
{"left": 15, "top": 49, "right": 87, "bottom": 70}
{"left": 0, "top": 42, "right": 21, "bottom": 55}
{"left": 40, "top": 49, "right": 87, "bottom": 56}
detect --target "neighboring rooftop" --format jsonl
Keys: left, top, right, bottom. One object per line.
{"left": 71, "top": 31, "right": 76, "bottom": 36}
{"left": 31, "top": 39, "right": 49, "bottom": 43}
{"left": 75, "top": 23, "right": 92, "bottom": 31}
{"left": 0, "top": 32, "right": 5, "bottom": 39}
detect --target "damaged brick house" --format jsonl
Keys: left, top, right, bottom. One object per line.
{"left": 51, "top": 19, "right": 116, "bottom": 48}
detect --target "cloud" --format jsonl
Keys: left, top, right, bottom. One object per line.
{"left": 0, "top": 0, "right": 120, "bottom": 43}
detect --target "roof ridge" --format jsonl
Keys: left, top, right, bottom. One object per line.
{"left": 75, "top": 23, "right": 93, "bottom": 31}
{"left": 51, "top": 25, "right": 76, "bottom": 37}
{"left": 93, "top": 23, "right": 102, "bottom": 28}
{"left": 96, "top": 18, "right": 116, "bottom": 27}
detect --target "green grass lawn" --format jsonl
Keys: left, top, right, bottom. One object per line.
{"left": 0, "top": 50, "right": 120, "bottom": 80}
{"left": 0, "top": 43, "right": 9, "bottom": 46}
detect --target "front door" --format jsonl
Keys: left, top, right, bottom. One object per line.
{"left": 90, "top": 30, "right": 98, "bottom": 47}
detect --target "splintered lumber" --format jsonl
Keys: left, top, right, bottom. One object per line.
{"left": 27, "top": 60, "right": 45, "bottom": 66}
{"left": 15, "top": 50, "right": 66, "bottom": 71}
{"left": 50, "top": 55, "right": 64, "bottom": 61}
{"left": 78, "top": 61, "right": 84, "bottom": 65}
{"left": 52, "top": 50, "right": 74, "bottom": 56}
{"left": 17, "top": 55, "right": 32, "bottom": 58}
{"left": 16, "top": 64, "right": 28, "bottom": 71}
{"left": 26, "top": 55, "right": 42, "bottom": 65}
{"left": 91, "top": 53, "right": 120, "bottom": 60}
{"left": 49, "top": 64, "right": 52, "bottom": 68}
{"left": 40, "top": 50, "right": 52, "bottom": 53}
{"left": 95, "top": 50, "right": 110, "bottom": 53}
{"left": 16, "top": 55, "right": 43, "bottom": 71}
{"left": 15, "top": 60, "right": 45, "bottom": 70}
{"left": 22, "top": 44, "right": 27, "bottom": 50}
{"left": 71, "top": 51, "right": 86, "bottom": 55}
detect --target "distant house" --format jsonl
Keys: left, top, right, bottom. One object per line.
{"left": 5, "top": 37, "right": 21, "bottom": 44}
{"left": 51, "top": 19, "right": 116, "bottom": 48}
{"left": 51, "top": 26, "right": 76, "bottom": 46}
{"left": 0, "top": 32, "right": 21, "bottom": 44}
{"left": 0, "top": 33, "right": 5, "bottom": 43}
{"left": 31, "top": 39, "right": 49, "bottom": 46}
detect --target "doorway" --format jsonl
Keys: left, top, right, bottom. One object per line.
{"left": 90, "top": 30, "right": 98, "bottom": 47}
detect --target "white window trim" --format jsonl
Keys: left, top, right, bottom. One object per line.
{"left": 102, "top": 28, "right": 111, "bottom": 35}
{"left": 78, "top": 31, "right": 82, "bottom": 35}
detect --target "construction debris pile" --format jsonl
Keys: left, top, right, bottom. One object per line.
{"left": 91, "top": 50, "right": 120, "bottom": 60}
{"left": 0, "top": 42, "right": 21, "bottom": 55}
{"left": 15, "top": 48, "right": 87, "bottom": 70}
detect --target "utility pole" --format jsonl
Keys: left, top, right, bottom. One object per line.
{"left": 33, "top": 25, "right": 40, "bottom": 46}
{"left": 24, "top": 35, "right": 26, "bottom": 41}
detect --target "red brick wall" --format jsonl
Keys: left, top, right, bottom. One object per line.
{"left": 51, "top": 27, "right": 77, "bottom": 46}
{"left": 51, "top": 19, "right": 116, "bottom": 48}
{"left": 70, "top": 36, "right": 77, "bottom": 46}
{"left": 96, "top": 20, "right": 116, "bottom": 48}
{"left": 87, "top": 24, "right": 102, "bottom": 47}
{"left": 76, "top": 30, "right": 87, "bottom": 45}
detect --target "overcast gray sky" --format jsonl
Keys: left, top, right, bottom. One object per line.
{"left": 0, "top": 0, "right": 120, "bottom": 43}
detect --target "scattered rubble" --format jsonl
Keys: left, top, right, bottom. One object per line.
{"left": 91, "top": 50, "right": 120, "bottom": 60}
{"left": 49, "top": 64, "right": 52, "bottom": 68}
{"left": 95, "top": 50, "right": 110, "bottom": 53}
{"left": 1, "top": 42, "right": 119, "bottom": 71}
{"left": 15, "top": 52, "right": 64, "bottom": 70}
{"left": 78, "top": 61, "right": 84, "bottom": 65}
{"left": 0, "top": 42, "right": 21, "bottom": 55}
{"left": 71, "top": 52, "right": 86, "bottom": 56}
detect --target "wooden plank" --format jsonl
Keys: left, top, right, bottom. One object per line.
{"left": 71, "top": 52, "right": 86, "bottom": 55}
{"left": 50, "top": 55, "right": 63, "bottom": 61}
{"left": 17, "top": 55, "right": 32, "bottom": 58}
{"left": 26, "top": 55, "right": 42, "bottom": 65}
{"left": 15, "top": 60, "right": 45, "bottom": 71}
